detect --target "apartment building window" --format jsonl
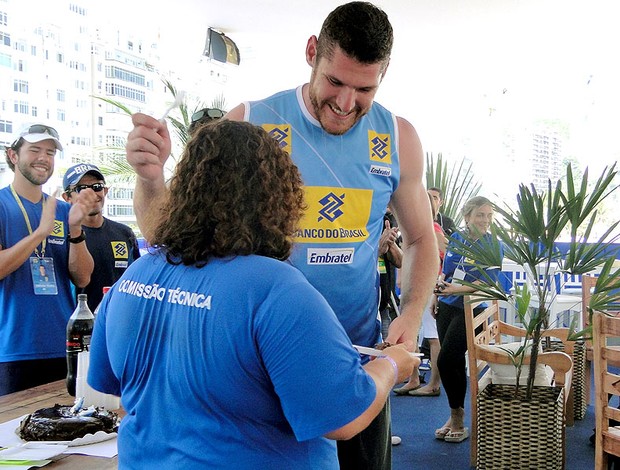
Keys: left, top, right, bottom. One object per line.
{"left": 105, "top": 135, "right": 126, "bottom": 147}
{"left": 31, "top": 106, "right": 37, "bottom": 117}
{"left": 13, "top": 79, "right": 28, "bottom": 93}
{"left": 0, "top": 12, "right": 7, "bottom": 26}
{"left": 71, "top": 136, "right": 90, "bottom": 146}
{"left": 0, "top": 32, "right": 10, "bottom": 46}
{"left": 57, "top": 89, "right": 65, "bottom": 102}
{"left": 57, "top": 52, "right": 63, "bottom": 63}
{"left": 108, "top": 187, "right": 134, "bottom": 200}
{"left": 105, "top": 65, "right": 145, "bottom": 86}
{"left": 14, "top": 101, "right": 28, "bottom": 114}
{"left": 31, "top": 45, "right": 36, "bottom": 56}
{"left": 57, "top": 109, "right": 65, "bottom": 121}
{"left": 14, "top": 41, "right": 25, "bottom": 52}
{"left": 107, "top": 204, "right": 134, "bottom": 217}
{"left": 0, "top": 52, "right": 9, "bottom": 68}
{"left": 98, "top": 116, "right": 103, "bottom": 126}
{"left": 17, "top": 59, "right": 25, "bottom": 72}
{"left": 69, "top": 4, "right": 86, "bottom": 15}
{"left": 105, "top": 83, "right": 145, "bottom": 103}
{"left": 0, "top": 120, "right": 12, "bottom": 133}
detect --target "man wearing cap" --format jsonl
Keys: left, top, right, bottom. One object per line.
{"left": 0, "top": 124, "right": 97, "bottom": 395}
{"left": 62, "top": 163, "right": 141, "bottom": 311}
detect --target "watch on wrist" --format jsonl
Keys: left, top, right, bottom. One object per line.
{"left": 68, "top": 229, "right": 86, "bottom": 244}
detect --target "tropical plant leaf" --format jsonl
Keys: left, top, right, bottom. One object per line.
{"left": 446, "top": 162, "right": 620, "bottom": 400}
{"left": 425, "top": 152, "right": 481, "bottom": 227}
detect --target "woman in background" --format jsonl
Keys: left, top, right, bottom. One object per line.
{"left": 433, "top": 196, "right": 503, "bottom": 443}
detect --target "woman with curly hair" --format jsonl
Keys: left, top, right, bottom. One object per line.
{"left": 88, "top": 120, "right": 415, "bottom": 470}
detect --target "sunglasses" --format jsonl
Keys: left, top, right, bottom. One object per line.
{"left": 68, "top": 183, "right": 106, "bottom": 194}
{"left": 22, "top": 124, "right": 60, "bottom": 139}
{"left": 11, "top": 125, "right": 60, "bottom": 148}
{"left": 191, "top": 108, "right": 225, "bottom": 123}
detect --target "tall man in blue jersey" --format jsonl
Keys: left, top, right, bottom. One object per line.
{"left": 124, "top": 3, "right": 438, "bottom": 469}
{"left": 0, "top": 124, "right": 96, "bottom": 395}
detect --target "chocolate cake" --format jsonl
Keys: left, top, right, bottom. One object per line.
{"left": 18, "top": 404, "right": 118, "bottom": 441}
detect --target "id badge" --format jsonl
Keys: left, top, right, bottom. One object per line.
{"left": 452, "top": 267, "right": 466, "bottom": 281}
{"left": 30, "top": 257, "right": 58, "bottom": 295}
{"left": 377, "top": 257, "right": 387, "bottom": 274}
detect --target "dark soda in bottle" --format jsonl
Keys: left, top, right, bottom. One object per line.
{"left": 66, "top": 293, "right": 94, "bottom": 396}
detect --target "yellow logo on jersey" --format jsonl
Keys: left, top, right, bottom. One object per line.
{"left": 112, "top": 241, "right": 129, "bottom": 259}
{"left": 52, "top": 220, "right": 64, "bottom": 238}
{"left": 294, "top": 186, "right": 372, "bottom": 243}
{"left": 262, "top": 124, "right": 292, "bottom": 154}
{"left": 368, "top": 131, "right": 391, "bottom": 164}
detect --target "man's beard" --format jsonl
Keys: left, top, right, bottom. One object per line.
{"left": 308, "top": 83, "right": 365, "bottom": 136}
{"left": 18, "top": 160, "right": 52, "bottom": 186}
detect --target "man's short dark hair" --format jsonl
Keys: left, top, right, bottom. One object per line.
{"left": 4, "top": 139, "right": 25, "bottom": 172}
{"left": 316, "top": 2, "right": 393, "bottom": 67}
{"left": 428, "top": 187, "right": 444, "bottom": 198}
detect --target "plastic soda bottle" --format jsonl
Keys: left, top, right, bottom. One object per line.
{"left": 66, "top": 293, "right": 95, "bottom": 396}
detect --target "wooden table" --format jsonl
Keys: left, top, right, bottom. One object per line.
{"left": 0, "top": 380, "right": 119, "bottom": 469}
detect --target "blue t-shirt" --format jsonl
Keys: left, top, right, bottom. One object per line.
{"left": 245, "top": 86, "right": 400, "bottom": 348}
{"left": 89, "top": 252, "right": 376, "bottom": 469}
{"left": 81, "top": 217, "right": 140, "bottom": 310}
{"left": 0, "top": 186, "right": 74, "bottom": 362}
{"left": 439, "top": 231, "right": 503, "bottom": 309}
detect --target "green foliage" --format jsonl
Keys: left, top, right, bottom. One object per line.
{"left": 588, "top": 257, "right": 620, "bottom": 316}
{"left": 453, "top": 162, "right": 620, "bottom": 399}
{"left": 425, "top": 152, "right": 481, "bottom": 227}
{"left": 93, "top": 79, "right": 226, "bottom": 182}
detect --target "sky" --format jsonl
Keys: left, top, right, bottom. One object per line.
{"left": 23, "top": 0, "right": 620, "bottom": 208}
{"left": 95, "top": 0, "right": 620, "bottom": 171}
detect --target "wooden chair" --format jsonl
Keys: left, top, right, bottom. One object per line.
{"left": 582, "top": 274, "right": 598, "bottom": 402}
{"left": 592, "top": 311, "right": 620, "bottom": 469}
{"left": 464, "top": 296, "right": 574, "bottom": 468}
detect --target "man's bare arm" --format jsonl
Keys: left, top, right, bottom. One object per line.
{"left": 385, "top": 117, "right": 439, "bottom": 346}
{"left": 125, "top": 113, "right": 172, "bottom": 241}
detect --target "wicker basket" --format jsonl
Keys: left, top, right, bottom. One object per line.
{"left": 571, "top": 341, "right": 587, "bottom": 420}
{"left": 543, "top": 339, "right": 587, "bottom": 420}
{"left": 476, "top": 383, "right": 564, "bottom": 470}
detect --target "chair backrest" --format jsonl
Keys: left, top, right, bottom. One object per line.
{"left": 464, "top": 296, "right": 574, "bottom": 467}
{"left": 582, "top": 274, "right": 598, "bottom": 340}
{"left": 592, "top": 312, "right": 620, "bottom": 469}
{"left": 560, "top": 272, "right": 583, "bottom": 296}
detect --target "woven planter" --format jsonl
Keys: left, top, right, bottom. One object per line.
{"left": 543, "top": 339, "right": 587, "bottom": 420}
{"left": 476, "top": 383, "right": 564, "bottom": 470}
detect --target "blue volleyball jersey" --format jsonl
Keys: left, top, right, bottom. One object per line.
{"left": 245, "top": 86, "right": 400, "bottom": 347}
{"left": 0, "top": 187, "right": 75, "bottom": 362}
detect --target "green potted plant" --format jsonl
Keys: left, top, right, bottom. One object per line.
{"left": 451, "top": 163, "right": 620, "bottom": 469}
{"left": 453, "top": 162, "right": 619, "bottom": 397}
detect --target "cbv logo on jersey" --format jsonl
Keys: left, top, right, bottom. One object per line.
{"left": 48, "top": 220, "right": 66, "bottom": 245}
{"left": 261, "top": 124, "right": 292, "bottom": 154}
{"left": 368, "top": 130, "right": 392, "bottom": 177}
{"left": 294, "top": 186, "right": 371, "bottom": 245}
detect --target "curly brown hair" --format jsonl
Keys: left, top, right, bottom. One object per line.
{"left": 150, "top": 120, "right": 306, "bottom": 266}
